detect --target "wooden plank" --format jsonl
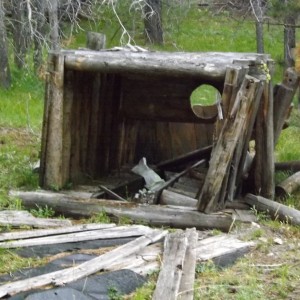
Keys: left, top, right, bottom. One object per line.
{"left": 196, "top": 234, "right": 255, "bottom": 262}
{"left": 197, "top": 75, "right": 264, "bottom": 213}
{"left": 253, "top": 80, "right": 275, "bottom": 199}
{"left": 273, "top": 68, "right": 300, "bottom": 145}
{"left": 244, "top": 193, "right": 300, "bottom": 226}
{"left": 0, "top": 225, "right": 153, "bottom": 248}
{"left": 178, "top": 228, "right": 198, "bottom": 300}
{"left": 0, "top": 229, "right": 167, "bottom": 298}
{"left": 0, "top": 210, "right": 72, "bottom": 228}
{"left": 154, "top": 159, "right": 206, "bottom": 203}
{"left": 9, "top": 191, "right": 234, "bottom": 231}
{"left": 152, "top": 230, "right": 188, "bottom": 300}
{"left": 0, "top": 223, "right": 116, "bottom": 242}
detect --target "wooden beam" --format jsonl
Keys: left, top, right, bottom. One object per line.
{"left": 244, "top": 193, "right": 300, "bottom": 225}
{"left": 63, "top": 50, "right": 270, "bottom": 81}
{"left": 10, "top": 191, "right": 234, "bottom": 231}
{"left": 273, "top": 68, "right": 300, "bottom": 145}
{"left": 197, "top": 75, "right": 265, "bottom": 213}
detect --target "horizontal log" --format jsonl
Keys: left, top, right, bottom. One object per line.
{"left": 10, "top": 190, "right": 234, "bottom": 231}
{"left": 275, "top": 161, "right": 300, "bottom": 173}
{"left": 160, "top": 189, "right": 197, "bottom": 208}
{"left": 244, "top": 193, "right": 300, "bottom": 225}
{"left": 275, "top": 171, "right": 300, "bottom": 198}
{"left": 63, "top": 50, "right": 270, "bottom": 81}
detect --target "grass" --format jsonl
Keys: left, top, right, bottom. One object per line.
{"left": 0, "top": 3, "right": 300, "bottom": 299}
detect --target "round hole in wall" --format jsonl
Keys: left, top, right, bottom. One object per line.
{"left": 190, "top": 84, "right": 221, "bottom": 121}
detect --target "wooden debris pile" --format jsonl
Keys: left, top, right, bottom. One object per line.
{"left": 0, "top": 221, "right": 255, "bottom": 299}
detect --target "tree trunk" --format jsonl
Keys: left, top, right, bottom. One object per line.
{"left": 251, "top": 0, "right": 265, "bottom": 53}
{"left": 0, "top": 1, "right": 11, "bottom": 88}
{"left": 11, "top": 0, "right": 28, "bottom": 69}
{"left": 33, "top": 0, "right": 46, "bottom": 72}
{"left": 48, "top": 0, "right": 60, "bottom": 50}
{"left": 144, "top": 0, "right": 163, "bottom": 44}
{"left": 284, "top": 15, "right": 296, "bottom": 68}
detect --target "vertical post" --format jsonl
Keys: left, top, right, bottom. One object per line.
{"left": 254, "top": 79, "right": 275, "bottom": 199}
{"left": 40, "top": 52, "right": 64, "bottom": 188}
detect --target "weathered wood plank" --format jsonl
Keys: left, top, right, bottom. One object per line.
{"left": 0, "top": 210, "right": 72, "bottom": 228}
{"left": 253, "top": 80, "right": 275, "bottom": 199}
{"left": 197, "top": 75, "right": 264, "bottom": 213}
{"left": 0, "top": 229, "right": 167, "bottom": 298}
{"left": 0, "top": 223, "right": 115, "bottom": 242}
{"left": 152, "top": 230, "right": 188, "bottom": 300}
{"left": 275, "top": 161, "right": 300, "bottom": 173}
{"left": 178, "top": 228, "right": 198, "bottom": 300}
{"left": 196, "top": 234, "right": 255, "bottom": 262}
{"left": 9, "top": 191, "right": 234, "bottom": 231}
{"left": 244, "top": 193, "right": 300, "bottom": 225}
{"left": 273, "top": 68, "right": 300, "bottom": 145}
{"left": 0, "top": 225, "right": 153, "bottom": 248}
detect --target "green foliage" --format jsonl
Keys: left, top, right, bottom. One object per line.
{"left": 0, "top": 248, "right": 45, "bottom": 275}
{"left": 87, "top": 211, "right": 112, "bottom": 224}
{"left": 108, "top": 286, "right": 122, "bottom": 300}
{"left": 30, "top": 204, "right": 55, "bottom": 218}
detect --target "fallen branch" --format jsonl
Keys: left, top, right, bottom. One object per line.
{"left": 244, "top": 193, "right": 300, "bottom": 225}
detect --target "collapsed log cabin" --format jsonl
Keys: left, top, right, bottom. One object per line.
{"left": 39, "top": 48, "right": 299, "bottom": 214}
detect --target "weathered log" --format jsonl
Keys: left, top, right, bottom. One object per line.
{"left": 0, "top": 225, "right": 153, "bottom": 249}
{"left": 275, "top": 161, "right": 300, "bottom": 173}
{"left": 64, "top": 50, "right": 270, "bottom": 81}
{"left": 86, "top": 31, "right": 106, "bottom": 50}
{"left": 275, "top": 171, "right": 300, "bottom": 198}
{"left": 0, "top": 210, "right": 72, "bottom": 228}
{"left": 197, "top": 75, "right": 265, "bottom": 213}
{"left": 244, "top": 193, "right": 300, "bottom": 225}
{"left": 156, "top": 145, "right": 212, "bottom": 170}
{"left": 39, "top": 53, "right": 65, "bottom": 188}
{"left": 160, "top": 189, "right": 197, "bottom": 207}
{"left": 273, "top": 68, "right": 300, "bottom": 145}
{"left": 0, "top": 229, "right": 167, "bottom": 298}
{"left": 10, "top": 191, "right": 234, "bottom": 231}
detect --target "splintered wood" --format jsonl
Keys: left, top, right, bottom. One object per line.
{"left": 197, "top": 74, "right": 265, "bottom": 213}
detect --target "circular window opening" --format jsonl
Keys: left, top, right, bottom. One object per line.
{"left": 190, "top": 84, "right": 222, "bottom": 121}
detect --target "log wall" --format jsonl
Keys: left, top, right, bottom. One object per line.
{"left": 40, "top": 50, "right": 272, "bottom": 190}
